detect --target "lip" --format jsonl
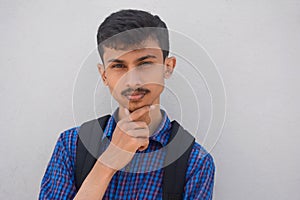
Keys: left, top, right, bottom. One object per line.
{"left": 125, "top": 93, "right": 146, "bottom": 101}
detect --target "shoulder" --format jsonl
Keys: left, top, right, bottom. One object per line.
{"left": 186, "top": 141, "right": 215, "bottom": 181}
{"left": 54, "top": 126, "right": 80, "bottom": 161}
{"left": 39, "top": 126, "right": 80, "bottom": 199}
{"left": 58, "top": 126, "right": 80, "bottom": 147}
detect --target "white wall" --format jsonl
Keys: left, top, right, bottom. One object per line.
{"left": 1, "top": 0, "right": 299, "bottom": 199}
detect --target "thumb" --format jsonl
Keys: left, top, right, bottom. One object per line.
{"left": 124, "top": 108, "right": 130, "bottom": 116}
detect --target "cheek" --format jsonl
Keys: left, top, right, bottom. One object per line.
{"left": 147, "top": 84, "right": 164, "bottom": 96}
{"left": 142, "top": 71, "right": 165, "bottom": 94}
{"left": 106, "top": 72, "right": 123, "bottom": 88}
{"left": 142, "top": 70, "right": 165, "bottom": 85}
{"left": 106, "top": 76, "right": 122, "bottom": 98}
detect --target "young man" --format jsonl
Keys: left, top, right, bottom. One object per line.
{"left": 39, "top": 9, "right": 215, "bottom": 200}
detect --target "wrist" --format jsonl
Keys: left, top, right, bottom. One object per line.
{"left": 98, "top": 143, "right": 135, "bottom": 171}
{"left": 94, "top": 159, "right": 117, "bottom": 178}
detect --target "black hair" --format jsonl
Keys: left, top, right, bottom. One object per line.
{"left": 96, "top": 9, "right": 169, "bottom": 61}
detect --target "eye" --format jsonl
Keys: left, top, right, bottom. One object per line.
{"left": 111, "top": 64, "right": 126, "bottom": 69}
{"left": 138, "top": 62, "right": 153, "bottom": 67}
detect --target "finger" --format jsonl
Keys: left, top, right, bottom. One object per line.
{"left": 137, "top": 138, "right": 149, "bottom": 151}
{"left": 138, "top": 146, "right": 148, "bottom": 151}
{"left": 124, "top": 108, "right": 130, "bottom": 116}
{"left": 116, "top": 121, "right": 148, "bottom": 133}
{"left": 115, "top": 120, "right": 128, "bottom": 132}
{"left": 126, "top": 121, "right": 148, "bottom": 130}
{"left": 126, "top": 129, "right": 150, "bottom": 138}
{"left": 127, "top": 105, "right": 154, "bottom": 121}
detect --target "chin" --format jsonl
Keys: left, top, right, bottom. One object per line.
{"left": 128, "top": 102, "right": 148, "bottom": 113}
{"left": 118, "top": 94, "right": 153, "bottom": 112}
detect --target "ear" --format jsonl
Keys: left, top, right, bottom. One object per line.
{"left": 163, "top": 56, "right": 176, "bottom": 79}
{"left": 97, "top": 63, "right": 108, "bottom": 86}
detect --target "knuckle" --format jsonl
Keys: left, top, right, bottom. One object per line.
{"left": 121, "top": 123, "right": 128, "bottom": 130}
{"left": 116, "top": 121, "right": 124, "bottom": 129}
{"left": 137, "top": 121, "right": 146, "bottom": 126}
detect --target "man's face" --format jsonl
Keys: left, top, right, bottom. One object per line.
{"left": 98, "top": 39, "right": 176, "bottom": 112}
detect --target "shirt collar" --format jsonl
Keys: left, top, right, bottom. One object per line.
{"left": 103, "top": 107, "right": 172, "bottom": 147}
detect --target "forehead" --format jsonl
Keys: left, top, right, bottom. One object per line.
{"left": 102, "top": 39, "right": 163, "bottom": 64}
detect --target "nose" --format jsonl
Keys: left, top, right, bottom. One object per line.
{"left": 125, "top": 68, "right": 142, "bottom": 88}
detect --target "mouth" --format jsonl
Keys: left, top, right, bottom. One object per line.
{"left": 124, "top": 92, "right": 147, "bottom": 101}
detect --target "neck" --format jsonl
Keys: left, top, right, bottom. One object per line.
{"left": 117, "top": 105, "right": 163, "bottom": 136}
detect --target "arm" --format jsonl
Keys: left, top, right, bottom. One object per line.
{"left": 183, "top": 153, "right": 215, "bottom": 200}
{"left": 39, "top": 130, "right": 77, "bottom": 199}
{"left": 74, "top": 105, "right": 153, "bottom": 199}
{"left": 73, "top": 159, "right": 116, "bottom": 200}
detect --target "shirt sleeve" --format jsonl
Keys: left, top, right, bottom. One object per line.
{"left": 183, "top": 152, "right": 216, "bottom": 200}
{"left": 39, "top": 128, "right": 78, "bottom": 200}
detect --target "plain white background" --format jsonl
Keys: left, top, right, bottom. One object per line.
{"left": 1, "top": 0, "right": 299, "bottom": 199}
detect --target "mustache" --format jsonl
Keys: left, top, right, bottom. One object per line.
{"left": 121, "top": 87, "right": 150, "bottom": 96}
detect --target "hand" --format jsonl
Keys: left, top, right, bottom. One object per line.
{"left": 98, "top": 105, "right": 154, "bottom": 171}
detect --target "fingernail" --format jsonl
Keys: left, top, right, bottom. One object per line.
{"left": 124, "top": 108, "right": 129, "bottom": 115}
{"left": 150, "top": 105, "right": 155, "bottom": 110}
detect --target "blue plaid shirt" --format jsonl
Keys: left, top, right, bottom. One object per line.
{"left": 39, "top": 108, "right": 215, "bottom": 199}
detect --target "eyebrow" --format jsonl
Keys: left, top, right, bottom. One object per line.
{"left": 107, "top": 58, "right": 124, "bottom": 63}
{"left": 135, "top": 55, "right": 157, "bottom": 62}
{"left": 107, "top": 55, "right": 157, "bottom": 64}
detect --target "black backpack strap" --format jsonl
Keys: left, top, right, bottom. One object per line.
{"left": 75, "top": 114, "right": 111, "bottom": 190}
{"left": 163, "top": 120, "right": 195, "bottom": 200}
{"left": 75, "top": 115, "right": 194, "bottom": 199}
